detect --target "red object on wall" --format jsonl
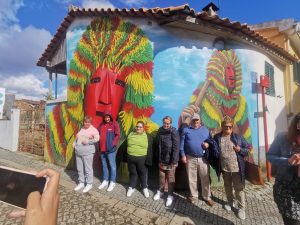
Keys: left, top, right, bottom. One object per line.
{"left": 260, "top": 75, "right": 271, "bottom": 181}
{"left": 260, "top": 75, "right": 270, "bottom": 88}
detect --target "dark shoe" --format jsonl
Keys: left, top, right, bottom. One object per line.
{"left": 187, "top": 196, "right": 197, "bottom": 203}
{"left": 205, "top": 199, "right": 214, "bottom": 207}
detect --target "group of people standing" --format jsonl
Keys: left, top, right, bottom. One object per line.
{"left": 13, "top": 112, "right": 299, "bottom": 225}
{"left": 72, "top": 110, "right": 251, "bottom": 220}
{"left": 178, "top": 113, "right": 250, "bottom": 220}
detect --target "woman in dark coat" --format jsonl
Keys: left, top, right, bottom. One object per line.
{"left": 153, "top": 116, "right": 179, "bottom": 207}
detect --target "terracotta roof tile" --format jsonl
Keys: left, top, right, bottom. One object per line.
{"left": 37, "top": 4, "right": 297, "bottom": 67}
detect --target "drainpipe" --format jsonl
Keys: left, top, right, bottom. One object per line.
{"left": 49, "top": 71, "right": 53, "bottom": 99}
{"left": 55, "top": 70, "right": 58, "bottom": 99}
{"left": 260, "top": 75, "right": 271, "bottom": 181}
{"left": 289, "top": 64, "right": 294, "bottom": 114}
{"left": 286, "top": 38, "right": 294, "bottom": 115}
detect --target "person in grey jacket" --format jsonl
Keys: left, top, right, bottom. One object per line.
{"left": 267, "top": 113, "right": 300, "bottom": 225}
{"left": 153, "top": 116, "right": 179, "bottom": 207}
{"left": 73, "top": 116, "right": 100, "bottom": 193}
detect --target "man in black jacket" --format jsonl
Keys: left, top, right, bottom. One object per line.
{"left": 153, "top": 116, "right": 179, "bottom": 207}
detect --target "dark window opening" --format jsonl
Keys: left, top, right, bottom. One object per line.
{"left": 265, "top": 61, "right": 275, "bottom": 97}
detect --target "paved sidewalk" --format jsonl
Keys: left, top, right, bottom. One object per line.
{"left": 0, "top": 148, "right": 283, "bottom": 225}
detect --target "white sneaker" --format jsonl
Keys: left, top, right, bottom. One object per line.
{"left": 82, "top": 184, "right": 93, "bottom": 193}
{"left": 127, "top": 187, "right": 135, "bottom": 197}
{"left": 153, "top": 190, "right": 163, "bottom": 201}
{"left": 74, "top": 183, "right": 85, "bottom": 191}
{"left": 98, "top": 180, "right": 108, "bottom": 190}
{"left": 107, "top": 182, "right": 116, "bottom": 192}
{"left": 166, "top": 195, "right": 174, "bottom": 207}
{"left": 143, "top": 188, "right": 149, "bottom": 198}
{"left": 238, "top": 209, "right": 246, "bottom": 220}
{"left": 224, "top": 204, "right": 232, "bottom": 211}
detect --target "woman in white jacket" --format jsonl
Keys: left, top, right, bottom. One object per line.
{"left": 73, "top": 116, "right": 99, "bottom": 193}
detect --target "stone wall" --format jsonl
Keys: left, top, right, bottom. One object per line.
{"left": 16, "top": 100, "right": 45, "bottom": 156}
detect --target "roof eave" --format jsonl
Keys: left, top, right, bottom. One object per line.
{"left": 37, "top": 6, "right": 297, "bottom": 68}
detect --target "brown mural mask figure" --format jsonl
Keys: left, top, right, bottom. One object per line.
{"left": 225, "top": 64, "right": 235, "bottom": 94}
{"left": 84, "top": 67, "right": 126, "bottom": 128}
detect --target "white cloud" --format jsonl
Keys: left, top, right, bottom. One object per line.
{"left": 58, "top": 88, "right": 68, "bottom": 99}
{"left": 161, "top": 102, "right": 179, "bottom": 110}
{"left": 82, "top": 0, "right": 115, "bottom": 9}
{"left": 0, "top": 74, "right": 48, "bottom": 100}
{"left": 0, "top": 0, "right": 52, "bottom": 100}
{"left": 154, "top": 95, "right": 170, "bottom": 101}
{"left": 119, "top": 0, "right": 147, "bottom": 7}
{"left": 0, "top": 0, "right": 24, "bottom": 27}
{"left": 0, "top": 25, "right": 52, "bottom": 74}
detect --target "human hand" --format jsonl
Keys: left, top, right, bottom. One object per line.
{"left": 81, "top": 140, "right": 88, "bottom": 145}
{"left": 233, "top": 145, "right": 241, "bottom": 153}
{"left": 181, "top": 105, "right": 200, "bottom": 124}
{"left": 181, "top": 156, "right": 187, "bottom": 164}
{"left": 202, "top": 142, "right": 209, "bottom": 149}
{"left": 288, "top": 154, "right": 300, "bottom": 166}
{"left": 24, "top": 169, "right": 60, "bottom": 225}
{"left": 88, "top": 135, "right": 94, "bottom": 140}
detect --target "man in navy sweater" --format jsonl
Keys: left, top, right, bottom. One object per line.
{"left": 180, "top": 113, "right": 214, "bottom": 206}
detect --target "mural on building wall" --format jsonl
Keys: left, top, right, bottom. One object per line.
{"left": 182, "top": 49, "right": 252, "bottom": 144}
{"left": 45, "top": 16, "right": 259, "bottom": 167}
{"left": 45, "top": 17, "right": 158, "bottom": 166}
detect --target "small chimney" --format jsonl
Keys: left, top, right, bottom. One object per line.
{"left": 202, "top": 2, "right": 219, "bottom": 16}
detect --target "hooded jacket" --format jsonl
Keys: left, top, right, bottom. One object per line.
{"left": 98, "top": 111, "right": 120, "bottom": 153}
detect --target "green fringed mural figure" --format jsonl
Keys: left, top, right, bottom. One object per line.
{"left": 181, "top": 49, "right": 252, "bottom": 147}
{"left": 45, "top": 17, "right": 158, "bottom": 167}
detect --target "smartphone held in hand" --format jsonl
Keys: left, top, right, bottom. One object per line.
{"left": 0, "top": 166, "right": 47, "bottom": 209}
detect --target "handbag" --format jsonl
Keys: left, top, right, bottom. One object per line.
{"left": 245, "top": 155, "right": 264, "bottom": 185}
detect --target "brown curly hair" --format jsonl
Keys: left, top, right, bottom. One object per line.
{"left": 287, "top": 112, "right": 300, "bottom": 143}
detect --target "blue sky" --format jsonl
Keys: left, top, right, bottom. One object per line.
{"left": 0, "top": 0, "right": 300, "bottom": 99}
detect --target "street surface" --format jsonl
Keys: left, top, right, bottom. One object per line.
{"left": 0, "top": 148, "right": 283, "bottom": 225}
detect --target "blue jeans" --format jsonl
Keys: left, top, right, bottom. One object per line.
{"left": 100, "top": 150, "right": 117, "bottom": 182}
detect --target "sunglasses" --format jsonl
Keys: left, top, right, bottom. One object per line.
{"left": 163, "top": 122, "right": 171, "bottom": 125}
{"left": 223, "top": 125, "right": 233, "bottom": 129}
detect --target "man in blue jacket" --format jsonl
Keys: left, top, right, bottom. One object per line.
{"left": 180, "top": 113, "right": 215, "bottom": 206}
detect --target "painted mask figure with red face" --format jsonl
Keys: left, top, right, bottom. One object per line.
{"left": 225, "top": 64, "right": 235, "bottom": 94}
{"left": 180, "top": 50, "right": 252, "bottom": 148}
{"left": 84, "top": 67, "right": 126, "bottom": 128}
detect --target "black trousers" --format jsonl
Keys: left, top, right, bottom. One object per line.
{"left": 282, "top": 216, "right": 300, "bottom": 225}
{"left": 127, "top": 155, "right": 148, "bottom": 189}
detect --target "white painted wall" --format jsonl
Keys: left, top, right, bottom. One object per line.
{"left": 258, "top": 59, "right": 287, "bottom": 142}
{"left": 0, "top": 109, "right": 20, "bottom": 151}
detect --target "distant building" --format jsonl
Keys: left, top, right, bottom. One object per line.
{"left": 15, "top": 99, "right": 46, "bottom": 156}
{"left": 250, "top": 19, "right": 300, "bottom": 118}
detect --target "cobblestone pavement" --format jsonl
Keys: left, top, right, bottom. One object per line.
{"left": 0, "top": 148, "right": 283, "bottom": 225}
